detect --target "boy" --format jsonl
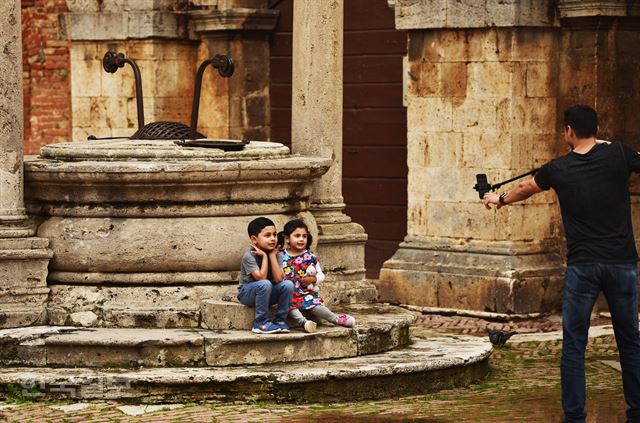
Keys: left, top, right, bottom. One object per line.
{"left": 237, "top": 217, "right": 293, "bottom": 334}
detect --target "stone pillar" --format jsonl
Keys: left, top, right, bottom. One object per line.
{"left": 556, "top": 1, "right": 640, "bottom": 145}
{"left": 377, "top": 0, "right": 564, "bottom": 314}
{"left": 0, "top": 1, "right": 51, "bottom": 327}
{"left": 189, "top": 0, "right": 279, "bottom": 141}
{"left": 555, "top": 0, "right": 640, "bottom": 312}
{"left": 291, "top": 0, "right": 376, "bottom": 303}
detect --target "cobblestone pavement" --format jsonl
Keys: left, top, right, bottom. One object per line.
{"left": 0, "top": 313, "right": 628, "bottom": 423}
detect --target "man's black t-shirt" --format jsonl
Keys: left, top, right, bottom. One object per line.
{"left": 534, "top": 142, "right": 640, "bottom": 265}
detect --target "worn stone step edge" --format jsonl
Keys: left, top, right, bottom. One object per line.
{"left": 0, "top": 335, "right": 492, "bottom": 402}
{"left": 200, "top": 300, "right": 416, "bottom": 329}
{"left": 0, "top": 309, "right": 415, "bottom": 368}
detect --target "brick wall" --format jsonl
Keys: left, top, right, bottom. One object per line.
{"left": 21, "top": 0, "right": 71, "bottom": 155}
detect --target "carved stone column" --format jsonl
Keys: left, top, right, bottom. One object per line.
{"left": 290, "top": 0, "right": 376, "bottom": 303}
{"left": 0, "top": 1, "right": 51, "bottom": 327}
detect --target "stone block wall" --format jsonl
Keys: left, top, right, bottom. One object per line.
{"left": 405, "top": 27, "right": 561, "bottom": 246}
{"left": 68, "top": 40, "right": 218, "bottom": 140}
{"left": 21, "top": 0, "right": 72, "bottom": 155}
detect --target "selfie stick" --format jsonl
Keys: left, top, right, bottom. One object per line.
{"left": 473, "top": 168, "right": 539, "bottom": 199}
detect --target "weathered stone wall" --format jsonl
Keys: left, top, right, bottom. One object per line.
{"left": 69, "top": 40, "right": 204, "bottom": 140}
{"left": 378, "top": 0, "right": 565, "bottom": 314}
{"left": 404, "top": 27, "right": 561, "bottom": 244}
{"left": 379, "top": 0, "right": 640, "bottom": 314}
{"left": 61, "top": 0, "right": 274, "bottom": 141}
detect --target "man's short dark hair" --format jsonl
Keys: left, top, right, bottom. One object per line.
{"left": 564, "top": 105, "right": 598, "bottom": 139}
{"left": 247, "top": 217, "right": 275, "bottom": 237}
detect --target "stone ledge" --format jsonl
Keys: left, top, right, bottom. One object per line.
{"left": 190, "top": 8, "right": 280, "bottom": 33}
{"left": 200, "top": 299, "right": 253, "bottom": 330}
{"left": 0, "top": 335, "right": 491, "bottom": 402}
{"left": 557, "top": 0, "right": 630, "bottom": 19}
{"left": 44, "top": 281, "right": 377, "bottom": 329}
{"left": 60, "top": 11, "right": 190, "bottom": 41}
{"left": 391, "top": 0, "right": 557, "bottom": 30}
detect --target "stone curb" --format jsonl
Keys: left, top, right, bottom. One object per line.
{"left": 509, "top": 324, "right": 614, "bottom": 344}
{"left": 0, "top": 335, "right": 492, "bottom": 402}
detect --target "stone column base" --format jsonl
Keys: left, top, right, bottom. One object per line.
{"left": 376, "top": 238, "right": 564, "bottom": 314}
{"left": 0, "top": 237, "right": 52, "bottom": 328}
{"left": 312, "top": 205, "right": 377, "bottom": 304}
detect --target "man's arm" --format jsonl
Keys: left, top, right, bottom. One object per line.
{"left": 482, "top": 177, "right": 543, "bottom": 209}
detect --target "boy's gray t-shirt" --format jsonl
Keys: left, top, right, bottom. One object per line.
{"left": 239, "top": 247, "right": 284, "bottom": 285}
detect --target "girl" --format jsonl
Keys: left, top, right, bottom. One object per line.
{"left": 278, "top": 219, "right": 356, "bottom": 333}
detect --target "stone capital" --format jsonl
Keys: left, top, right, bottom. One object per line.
{"left": 556, "top": 0, "right": 638, "bottom": 19}
{"left": 60, "top": 10, "right": 191, "bottom": 41}
{"left": 556, "top": 0, "right": 640, "bottom": 29}
{"left": 390, "top": 0, "right": 557, "bottom": 29}
{"left": 189, "top": 8, "right": 279, "bottom": 35}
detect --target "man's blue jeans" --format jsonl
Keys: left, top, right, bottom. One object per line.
{"left": 237, "top": 280, "right": 293, "bottom": 323}
{"left": 562, "top": 263, "right": 640, "bottom": 423}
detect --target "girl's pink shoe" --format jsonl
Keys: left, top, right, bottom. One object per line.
{"left": 336, "top": 314, "right": 355, "bottom": 327}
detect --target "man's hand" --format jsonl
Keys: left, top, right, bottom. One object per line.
{"left": 483, "top": 192, "right": 503, "bottom": 210}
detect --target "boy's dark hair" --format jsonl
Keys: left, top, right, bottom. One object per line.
{"left": 564, "top": 105, "right": 598, "bottom": 139}
{"left": 277, "top": 219, "right": 313, "bottom": 250}
{"left": 247, "top": 217, "right": 275, "bottom": 237}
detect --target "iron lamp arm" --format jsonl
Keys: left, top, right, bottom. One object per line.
{"left": 102, "top": 51, "right": 145, "bottom": 130}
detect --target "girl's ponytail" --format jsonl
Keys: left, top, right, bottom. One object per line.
{"left": 276, "top": 231, "right": 285, "bottom": 249}
{"left": 306, "top": 233, "right": 313, "bottom": 250}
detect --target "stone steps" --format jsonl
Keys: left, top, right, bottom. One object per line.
{"left": 0, "top": 305, "right": 415, "bottom": 368}
{"left": 45, "top": 281, "right": 378, "bottom": 329}
{"left": 0, "top": 335, "right": 492, "bottom": 402}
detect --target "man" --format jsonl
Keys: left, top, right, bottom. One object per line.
{"left": 483, "top": 105, "right": 640, "bottom": 423}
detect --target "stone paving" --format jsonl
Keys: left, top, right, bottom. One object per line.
{"left": 0, "top": 311, "right": 629, "bottom": 422}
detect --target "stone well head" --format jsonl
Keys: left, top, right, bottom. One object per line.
{"left": 24, "top": 139, "right": 331, "bottom": 327}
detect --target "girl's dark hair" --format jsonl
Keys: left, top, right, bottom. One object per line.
{"left": 277, "top": 219, "right": 313, "bottom": 250}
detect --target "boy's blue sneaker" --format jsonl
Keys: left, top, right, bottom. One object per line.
{"left": 272, "top": 319, "right": 290, "bottom": 333}
{"left": 252, "top": 321, "right": 280, "bottom": 334}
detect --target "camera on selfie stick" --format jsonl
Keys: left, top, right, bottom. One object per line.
{"left": 473, "top": 168, "right": 540, "bottom": 199}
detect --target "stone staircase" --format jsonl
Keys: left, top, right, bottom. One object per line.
{"left": 0, "top": 302, "right": 492, "bottom": 402}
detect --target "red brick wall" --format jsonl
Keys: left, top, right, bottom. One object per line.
{"left": 21, "top": 0, "right": 71, "bottom": 155}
